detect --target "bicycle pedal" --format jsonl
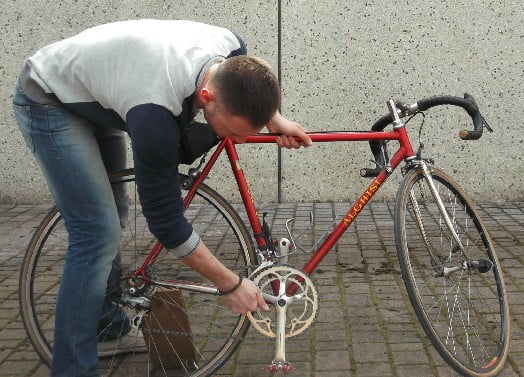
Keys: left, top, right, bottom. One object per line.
{"left": 268, "top": 361, "right": 293, "bottom": 373}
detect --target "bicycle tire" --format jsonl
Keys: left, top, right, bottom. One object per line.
{"left": 394, "top": 165, "right": 510, "bottom": 377}
{"left": 19, "top": 168, "right": 257, "bottom": 376}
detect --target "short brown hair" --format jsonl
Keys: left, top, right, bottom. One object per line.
{"left": 211, "top": 56, "right": 280, "bottom": 127}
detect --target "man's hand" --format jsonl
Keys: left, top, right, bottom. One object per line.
{"left": 221, "top": 278, "right": 270, "bottom": 314}
{"left": 267, "top": 111, "right": 313, "bottom": 149}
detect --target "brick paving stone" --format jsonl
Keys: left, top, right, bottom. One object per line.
{"left": 352, "top": 343, "right": 389, "bottom": 364}
{"left": 392, "top": 350, "right": 430, "bottom": 366}
{"left": 386, "top": 330, "right": 423, "bottom": 344}
{"left": 508, "top": 353, "right": 523, "bottom": 375}
{"left": 316, "top": 329, "right": 348, "bottom": 342}
{"left": 354, "top": 363, "right": 394, "bottom": 377}
{"left": 315, "top": 341, "right": 349, "bottom": 351}
{"left": 315, "top": 350, "right": 351, "bottom": 371}
{"left": 316, "top": 371, "right": 353, "bottom": 377}
{"left": 0, "top": 308, "right": 19, "bottom": 319}
{"left": 434, "top": 366, "right": 460, "bottom": 377}
{"left": 395, "top": 364, "right": 437, "bottom": 377}
{"left": 388, "top": 342, "right": 424, "bottom": 353}
{"left": 231, "top": 366, "right": 274, "bottom": 377}
{"left": 496, "top": 367, "right": 521, "bottom": 377}
{"left": 350, "top": 331, "right": 385, "bottom": 344}
{"left": 0, "top": 328, "right": 27, "bottom": 340}
{"left": 26, "top": 364, "right": 48, "bottom": 377}
{"left": 236, "top": 345, "right": 273, "bottom": 362}
{"left": 0, "top": 360, "right": 39, "bottom": 375}
{"left": 0, "top": 340, "right": 22, "bottom": 349}
{"left": 0, "top": 349, "right": 9, "bottom": 364}
{"left": 6, "top": 350, "right": 40, "bottom": 362}
{"left": 317, "top": 306, "right": 345, "bottom": 322}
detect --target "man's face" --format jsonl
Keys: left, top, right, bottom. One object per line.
{"left": 204, "top": 105, "right": 263, "bottom": 144}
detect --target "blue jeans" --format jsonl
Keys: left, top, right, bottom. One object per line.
{"left": 13, "top": 83, "right": 131, "bottom": 377}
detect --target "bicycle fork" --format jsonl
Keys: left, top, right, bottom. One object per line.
{"left": 418, "top": 162, "right": 466, "bottom": 253}
{"left": 410, "top": 161, "right": 493, "bottom": 276}
{"left": 407, "top": 161, "right": 466, "bottom": 258}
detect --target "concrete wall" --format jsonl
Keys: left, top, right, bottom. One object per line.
{"left": 1, "top": 0, "right": 522, "bottom": 205}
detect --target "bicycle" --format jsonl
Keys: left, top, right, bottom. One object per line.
{"left": 19, "top": 94, "right": 510, "bottom": 377}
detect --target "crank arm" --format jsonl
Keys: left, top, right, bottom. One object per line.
{"left": 262, "top": 293, "right": 279, "bottom": 306}
{"left": 269, "top": 303, "right": 292, "bottom": 373}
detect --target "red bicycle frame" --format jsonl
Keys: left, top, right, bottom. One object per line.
{"left": 181, "top": 125, "right": 416, "bottom": 277}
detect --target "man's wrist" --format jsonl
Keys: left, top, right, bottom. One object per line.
{"left": 217, "top": 275, "right": 243, "bottom": 296}
{"left": 216, "top": 270, "right": 242, "bottom": 291}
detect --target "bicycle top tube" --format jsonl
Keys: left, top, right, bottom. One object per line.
{"left": 244, "top": 130, "right": 401, "bottom": 144}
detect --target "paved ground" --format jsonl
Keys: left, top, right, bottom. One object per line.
{"left": 0, "top": 202, "right": 522, "bottom": 376}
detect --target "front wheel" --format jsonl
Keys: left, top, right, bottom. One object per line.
{"left": 394, "top": 165, "right": 510, "bottom": 377}
{"left": 19, "top": 169, "right": 257, "bottom": 376}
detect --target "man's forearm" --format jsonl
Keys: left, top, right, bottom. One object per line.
{"left": 181, "top": 241, "right": 240, "bottom": 292}
{"left": 266, "top": 110, "right": 284, "bottom": 133}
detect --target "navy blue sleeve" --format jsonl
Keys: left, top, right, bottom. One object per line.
{"left": 229, "top": 31, "right": 247, "bottom": 57}
{"left": 126, "top": 104, "right": 192, "bottom": 249}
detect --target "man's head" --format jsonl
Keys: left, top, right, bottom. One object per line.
{"left": 197, "top": 56, "right": 280, "bottom": 143}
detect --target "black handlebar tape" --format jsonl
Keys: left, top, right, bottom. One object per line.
{"left": 460, "top": 93, "right": 484, "bottom": 140}
{"left": 417, "top": 93, "right": 483, "bottom": 140}
{"left": 360, "top": 167, "right": 381, "bottom": 178}
{"left": 366, "top": 115, "right": 393, "bottom": 170}
{"left": 370, "top": 114, "right": 393, "bottom": 132}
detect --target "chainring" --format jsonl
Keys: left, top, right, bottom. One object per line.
{"left": 247, "top": 265, "right": 318, "bottom": 338}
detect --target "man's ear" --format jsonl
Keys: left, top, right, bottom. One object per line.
{"left": 199, "top": 87, "right": 215, "bottom": 106}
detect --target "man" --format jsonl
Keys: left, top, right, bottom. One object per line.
{"left": 13, "top": 19, "right": 312, "bottom": 377}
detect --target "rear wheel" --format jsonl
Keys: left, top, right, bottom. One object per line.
{"left": 19, "top": 169, "right": 257, "bottom": 376}
{"left": 394, "top": 165, "right": 510, "bottom": 376}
